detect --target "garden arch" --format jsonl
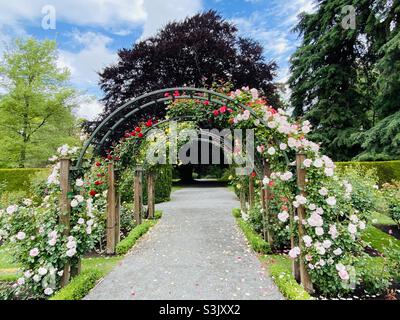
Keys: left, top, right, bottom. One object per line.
{"left": 59, "top": 87, "right": 312, "bottom": 292}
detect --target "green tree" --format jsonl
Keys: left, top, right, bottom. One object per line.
{"left": 289, "top": 0, "right": 400, "bottom": 161}
{"left": 0, "top": 38, "right": 78, "bottom": 168}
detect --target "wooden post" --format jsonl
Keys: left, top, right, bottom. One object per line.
{"left": 106, "top": 163, "right": 117, "bottom": 254}
{"left": 134, "top": 166, "right": 143, "bottom": 225}
{"left": 115, "top": 191, "right": 121, "bottom": 245}
{"left": 59, "top": 158, "right": 71, "bottom": 287}
{"left": 291, "top": 208, "right": 301, "bottom": 282}
{"left": 248, "top": 175, "right": 255, "bottom": 209}
{"left": 264, "top": 162, "right": 273, "bottom": 245}
{"left": 147, "top": 171, "right": 155, "bottom": 219}
{"left": 296, "top": 153, "right": 314, "bottom": 293}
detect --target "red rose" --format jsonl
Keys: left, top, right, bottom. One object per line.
{"left": 138, "top": 132, "right": 144, "bottom": 138}
{"left": 164, "top": 92, "right": 170, "bottom": 97}
{"left": 107, "top": 155, "right": 112, "bottom": 160}
{"left": 268, "top": 181, "right": 274, "bottom": 187}
{"left": 95, "top": 162, "right": 101, "bottom": 167}
{"left": 213, "top": 110, "right": 219, "bottom": 117}
{"left": 124, "top": 133, "right": 130, "bottom": 138}
{"left": 219, "top": 106, "right": 228, "bottom": 114}
{"left": 135, "top": 127, "right": 141, "bottom": 133}
{"left": 89, "top": 190, "right": 97, "bottom": 197}
{"left": 251, "top": 171, "right": 257, "bottom": 178}
{"left": 203, "top": 100, "right": 210, "bottom": 106}
{"left": 173, "top": 90, "right": 180, "bottom": 97}
{"left": 145, "top": 120, "right": 153, "bottom": 127}
{"left": 95, "top": 180, "right": 103, "bottom": 186}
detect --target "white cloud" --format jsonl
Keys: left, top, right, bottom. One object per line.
{"left": 0, "top": 1, "right": 147, "bottom": 32}
{"left": 232, "top": 14, "right": 291, "bottom": 57}
{"left": 140, "top": 0, "right": 202, "bottom": 39}
{"left": 58, "top": 31, "right": 117, "bottom": 86}
{"left": 0, "top": 0, "right": 202, "bottom": 37}
{"left": 74, "top": 96, "right": 105, "bottom": 121}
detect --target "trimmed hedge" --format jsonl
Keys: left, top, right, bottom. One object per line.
{"left": 233, "top": 210, "right": 270, "bottom": 254}
{"left": 336, "top": 161, "right": 400, "bottom": 184}
{"left": 265, "top": 255, "right": 312, "bottom": 300}
{"left": 119, "top": 165, "right": 173, "bottom": 204}
{"left": 116, "top": 219, "right": 157, "bottom": 255}
{"left": 0, "top": 168, "right": 50, "bottom": 194}
{"left": 50, "top": 270, "right": 102, "bottom": 300}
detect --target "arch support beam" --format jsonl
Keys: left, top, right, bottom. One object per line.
{"left": 134, "top": 166, "right": 143, "bottom": 225}
{"left": 106, "top": 163, "right": 120, "bottom": 254}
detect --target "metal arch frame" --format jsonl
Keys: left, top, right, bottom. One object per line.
{"left": 129, "top": 117, "right": 266, "bottom": 178}
{"left": 73, "top": 87, "right": 290, "bottom": 171}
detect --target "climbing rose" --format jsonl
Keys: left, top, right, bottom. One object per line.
{"left": 326, "top": 197, "right": 337, "bottom": 207}
{"left": 38, "top": 267, "right": 47, "bottom": 276}
{"left": 278, "top": 211, "right": 289, "bottom": 222}
{"left": 89, "top": 190, "right": 97, "bottom": 197}
{"left": 267, "top": 147, "right": 276, "bottom": 155}
{"left": 319, "top": 187, "right": 328, "bottom": 196}
{"left": 16, "top": 232, "right": 26, "bottom": 240}
{"left": 303, "top": 159, "right": 312, "bottom": 168}
{"left": 75, "top": 179, "right": 84, "bottom": 187}
{"left": 70, "top": 199, "right": 79, "bottom": 208}
{"left": 303, "top": 235, "right": 313, "bottom": 247}
{"left": 289, "top": 247, "right": 301, "bottom": 259}
{"left": 29, "top": 248, "right": 39, "bottom": 257}
{"left": 348, "top": 223, "right": 357, "bottom": 234}
{"left": 279, "top": 143, "right": 287, "bottom": 151}
{"left": 324, "top": 168, "right": 334, "bottom": 177}
{"left": 333, "top": 248, "right": 343, "bottom": 256}
{"left": 313, "top": 158, "right": 324, "bottom": 168}
{"left": 213, "top": 110, "right": 219, "bottom": 116}
{"left": 17, "top": 278, "right": 25, "bottom": 286}
{"left": 6, "top": 205, "right": 18, "bottom": 215}
{"left": 315, "top": 227, "right": 324, "bottom": 236}
{"left": 44, "top": 288, "right": 54, "bottom": 296}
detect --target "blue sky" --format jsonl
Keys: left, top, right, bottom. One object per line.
{"left": 0, "top": 0, "right": 315, "bottom": 119}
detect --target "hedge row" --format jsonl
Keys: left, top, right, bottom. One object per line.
{"left": 336, "top": 161, "right": 400, "bottom": 184}
{"left": 0, "top": 168, "right": 50, "bottom": 194}
{"left": 50, "top": 270, "right": 102, "bottom": 300}
{"left": 232, "top": 210, "right": 270, "bottom": 254}
{"left": 265, "top": 256, "right": 312, "bottom": 300}
{"left": 116, "top": 219, "right": 158, "bottom": 255}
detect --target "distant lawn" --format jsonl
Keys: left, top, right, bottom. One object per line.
{"left": 370, "top": 212, "right": 396, "bottom": 226}
{"left": 362, "top": 226, "right": 400, "bottom": 254}
{"left": 0, "top": 246, "right": 19, "bottom": 282}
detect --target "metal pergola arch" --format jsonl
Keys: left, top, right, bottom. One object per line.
{"left": 73, "top": 87, "right": 290, "bottom": 172}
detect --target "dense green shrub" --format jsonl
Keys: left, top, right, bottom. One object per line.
{"left": 0, "top": 168, "right": 50, "bottom": 194}
{"left": 118, "top": 165, "right": 172, "bottom": 204}
{"left": 116, "top": 220, "right": 157, "bottom": 255}
{"left": 50, "top": 270, "right": 102, "bottom": 300}
{"left": 336, "top": 161, "right": 400, "bottom": 184}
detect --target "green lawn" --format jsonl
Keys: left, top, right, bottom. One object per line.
{"left": 370, "top": 211, "right": 396, "bottom": 225}
{"left": 0, "top": 245, "right": 20, "bottom": 282}
{"left": 362, "top": 225, "right": 400, "bottom": 254}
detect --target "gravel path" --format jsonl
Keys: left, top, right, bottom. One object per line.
{"left": 85, "top": 182, "right": 283, "bottom": 300}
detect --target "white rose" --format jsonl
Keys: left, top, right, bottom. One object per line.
{"left": 278, "top": 211, "right": 289, "bottom": 223}
{"left": 16, "top": 232, "right": 26, "bottom": 240}
{"left": 267, "top": 147, "right": 276, "bottom": 155}
{"left": 326, "top": 197, "right": 337, "bottom": 207}
{"left": 70, "top": 199, "right": 79, "bottom": 208}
